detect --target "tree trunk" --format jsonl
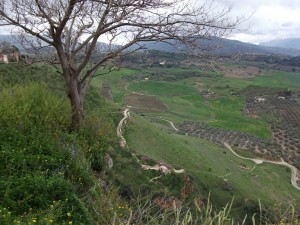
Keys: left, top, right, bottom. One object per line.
{"left": 68, "top": 77, "right": 84, "bottom": 132}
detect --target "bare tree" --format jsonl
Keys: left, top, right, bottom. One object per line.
{"left": 0, "top": 0, "right": 242, "bottom": 131}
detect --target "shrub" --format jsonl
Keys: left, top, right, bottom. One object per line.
{"left": 0, "top": 83, "right": 94, "bottom": 224}
{"left": 0, "top": 82, "right": 70, "bottom": 130}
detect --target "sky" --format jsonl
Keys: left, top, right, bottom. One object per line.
{"left": 225, "top": 0, "right": 300, "bottom": 44}
{"left": 0, "top": 0, "right": 299, "bottom": 45}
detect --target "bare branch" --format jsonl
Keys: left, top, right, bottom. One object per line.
{"left": 0, "top": 0, "right": 244, "bottom": 129}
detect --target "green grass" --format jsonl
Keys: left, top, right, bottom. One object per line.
{"left": 91, "top": 66, "right": 286, "bottom": 138}
{"left": 0, "top": 83, "right": 95, "bottom": 224}
{"left": 254, "top": 71, "right": 300, "bottom": 89}
{"left": 126, "top": 114, "right": 300, "bottom": 218}
{"left": 92, "top": 68, "right": 140, "bottom": 104}
{"left": 2, "top": 60, "right": 299, "bottom": 224}
{"left": 111, "top": 69, "right": 271, "bottom": 138}
{"left": 129, "top": 80, "right": 199, "bottom": 96}
{"left": 90, "top": 64, "right": 300, "bottom": 221}
{"left": 136, "top": 91, "right": 270, "bottom": 138}
{"left": 208, "top": 98, "right": 271, "bottom": 138}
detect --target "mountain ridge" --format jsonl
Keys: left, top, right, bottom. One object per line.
{"left": 133, "top": 37, "right": 300, "bottom": 56}
{"left": 259, "top": 38, "right": 300, "bottom": 50}
{"left": 1, "top": 35, "right": 300, "bottom": 57}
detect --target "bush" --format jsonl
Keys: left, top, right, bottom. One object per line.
{"left": 0, "top": 83, "right": 94, "bottom": 224}
{"left": 0, "top": 82, "right": 70, "bottom": 130}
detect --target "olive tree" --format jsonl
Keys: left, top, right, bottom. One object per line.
{"left": 0, "top": 0, "right": 241, "bottom": 130}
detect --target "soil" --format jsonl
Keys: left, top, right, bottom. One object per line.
{"left": 124, "top": 94, "right": 167, "bottom": 112}
{"left": 223, "top": 66, "right": 260, "bottom": 79}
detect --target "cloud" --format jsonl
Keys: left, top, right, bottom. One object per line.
{"left": 1, "top": 0, "right": 299, "bottom": 45}
{"left": 226, "top": 0, "right": 300, "bottom": 43}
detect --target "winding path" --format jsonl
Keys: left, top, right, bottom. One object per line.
{"left": 151, "top": 117, "right": 178, "bottom": 132}
{"left": 125, "top": 82, "right": 178, "bottom": 132}
{"left": 117, "top": 107, "right": 185, "bottom": 175}
{"left": 224, "top": 143, "right": 300, "bottom": 191}
{"left": 123, "top": 81, "right": 300, "bottom": 191}
{"left": 117, "top": 108, "right": 130, "bottom": 149}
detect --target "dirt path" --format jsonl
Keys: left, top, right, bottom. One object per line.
{"left": 123, "top": 82, "right": 300, "bottom": 190}
{"left": 224, "top": 143, "right": 300, "bottom": 191}
{"left": 125, "top": 82, "right": 178, "bottom": 132}
{"left": 161, "top": 118, "right": 178, "bottom": 132}
{"left": 152, "top": 117, "right": 178, "bottom": 132}
{"left": 117, "top": 108, "right": 130, "bottom": 148}
{"left": 117, "top": 107, "right": 185, "bottom": 175}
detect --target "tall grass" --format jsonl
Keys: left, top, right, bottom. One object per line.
{"left": 0, "top": 81, "right": 131, "bottom": 224}
{"left": 0, "top": 82, "right": 70, "bottom": 129}
{"left": 0, "top": 83, "right": 94, "bottom": 224}
{"left": 109, "top": 195, "right": 299, "bottom": 225}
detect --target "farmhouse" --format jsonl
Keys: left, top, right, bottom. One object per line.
{"left": 0, "top": 44, "right": 20, "bottom": 63}
{"left": 0, "top": 54, "right": 8, "bottom": 63}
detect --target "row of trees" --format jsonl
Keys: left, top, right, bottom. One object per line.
{"left": 0, "top": 0, "right": 242, "bottom": 130}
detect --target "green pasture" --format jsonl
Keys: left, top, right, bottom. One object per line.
{"left": 188, "top": 70, "right": 300, "bottom": 96}
{"left": 91, "top": 64, "right": 300, "bottom": 219}
{"left": 93, "top": 66, "right": 295, "bottom": 138}
{"left": 92, "top": 68, "right": 140, "bottom": 103}
{"left": 128, "top": 80, "right": 198, "bottom": 96}
{"left": 255, "top": 71, "right": 300, "bottom": 89}
{"left": 128, "top": 79, "right": 271, "bottom": 138}
{"left": 144, "top": 67, "right": 203, "bottom": 74}
{"left": 126, "top": 115, "right": 300, "bottom": 213}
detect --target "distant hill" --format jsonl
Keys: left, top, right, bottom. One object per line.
{"left": 1, "top": 35, "right": 300, "bottom": 57}
{"left": 0, "top": 35, "right": 23, "bottom": 49}
{"left": 133, "top": 37, "right": 300, "bottom": 56}
{"left": 259, "top": 38, "right": 300, "bottom": 50}
{"left": 0, "top": 35, "right": 117, "bottom": 53}
{"left": 0, "top": 35, "right": 47, "bottom": 52}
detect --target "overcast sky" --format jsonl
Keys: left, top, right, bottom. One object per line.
{"left": 225, "top": 0, "right": 300, "bottom": 44}
{"left": 1, "top": 0, "right": 299, "bottom": 45}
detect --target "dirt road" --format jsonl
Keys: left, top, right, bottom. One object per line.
{"left": 224, "top": 143, "right": 300, "bottom": 191}
{"left": 117, "top": 107, "right": 185, "bottom": 175}
{"left": 117, "top": 108, "right": 130, "bottom": 148}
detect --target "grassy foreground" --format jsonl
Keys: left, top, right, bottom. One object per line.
{"left": 0, "top": 64, "right": 238, "bottom": 224}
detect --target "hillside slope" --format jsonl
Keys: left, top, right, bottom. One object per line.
{"left": 133, "top": 37, "right": 300, "bottom": 56}
{"left": 260, "top": 38, "right": 300, "bottom": 50}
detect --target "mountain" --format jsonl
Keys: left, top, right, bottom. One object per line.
{"left": 0, "top": 35, "right": 118, "bottom": 53}
{"left": 0, "top": 35, "right": 24, "bottom": 49}
{"left": 1, "top": 34, "right": 300, "bottom": 57}
{"left": 259, "top": 38, "right": 300, "bottom": 50}
{"left": 133, "top": 37, "right": 300, "bottom": 56}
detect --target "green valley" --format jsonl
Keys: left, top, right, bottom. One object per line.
{"left": 93, "top": 57, "right": 300, "bottom": 222}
